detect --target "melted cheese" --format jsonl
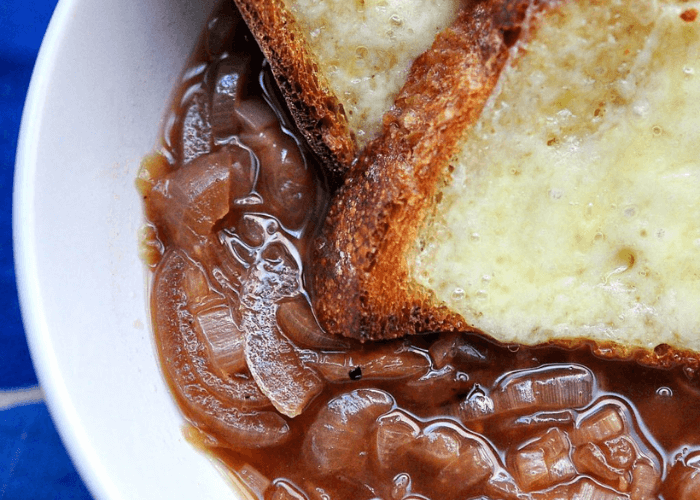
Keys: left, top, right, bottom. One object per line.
{"left": 412, "top": 0, "right": 700, "bottom": 351}
{"left": 284, "top": 0, "right": 461, "bottom": 148}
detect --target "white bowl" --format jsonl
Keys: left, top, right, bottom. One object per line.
{"left": 13, "top": 0, "right": 242, "bottom": 498}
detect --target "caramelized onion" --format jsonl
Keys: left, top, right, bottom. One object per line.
{"left": 243, "top": 313, "right": 323, "bottom": 418}
{"left": 276, "top": 296, "right": 350, "bottom": 350}
{"left": 397, "top": 365, "right": 472, "bottom": 407}
{"left": 376, "top": 411, "right": 512, "bottom": 498}
{"left": 414, "top": 423, "right": 495, "bottom": 492}
{"left": 662, "top": 452, "right": 700, "bottom": 500}
{"left": 389, "top": 473, "right": 412, "bottom": 500}
{"left": 304, "top": 341, "right": 430, "bottom": 383}
{"left": 458, "top": 385, "right": 496, "bottom": 421}
{"left": 243, "top": 124, "right": 315, "bottom": 230}
{"left": 237, "top": 215, "right": 304, "bottom": 302}
{"left": 194, "top": 303, "right": 246, "bottom": 377}
{"left": 148, "top": 145, "right": 258, "bottom": 251}
{"left": 508, "top": 427, "right": 575, "bottom": 492}
{"left": 493, "top": 364, "right": 595, "bottom": 414}
{"left": 530, "top": 477, "right": 628, "bottom": 500}
{"left": 603, "top": 436, "right": 636, "bottom": 470}
{"left": 236, "top": 97, "right": 278, "bottom": 133}
{"left": 303, "top": 389, "right": 394, "bottom": 477}
{"left": 573, "top": 404, "right": 626, "bottom": 445}
{"left": 572, "top": 443, "right": 627, "bottom": 488}
{"left": 374, "top": 410, "right": 421, "bottom": 469}
{"left": 181, "top": 91, "right": 212, "bottom": 163}
{"left": 629, "top": 459, "right": 661, "bottom": 500}
{"left": 428, "top": 333, "right": 488, "bottom": 369}
{"left": 211, "top": 55, "right": 251, "bottom": 140}
{"left": 157, "top": 250, "right": 265, "bottom": 407}
{"left": 494, "top": 411, "right": 576, "bottom": 441}
{"left": 152, "top": 250, "right": 289, "bottom": 447}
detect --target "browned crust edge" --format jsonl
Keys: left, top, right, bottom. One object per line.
{"left": 233, "top": 0, "right": 356, "bottom": 178}
{"left": 310, "top": 0, "right": 533, "bottom": 342}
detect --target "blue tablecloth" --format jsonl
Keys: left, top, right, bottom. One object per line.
{"left": 1, "top": 1, "right": 93, "bottom": 498}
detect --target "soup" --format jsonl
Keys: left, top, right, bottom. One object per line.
{"left": 138, "top": 2, "right": 700, "bottom": 498}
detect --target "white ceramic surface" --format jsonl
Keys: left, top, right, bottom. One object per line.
{"left": 13, "top": 0, "right": 244, "bottom": 498}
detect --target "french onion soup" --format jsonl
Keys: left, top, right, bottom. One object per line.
{"left": 138, "top": 1, "right": 700, "bottom": 498}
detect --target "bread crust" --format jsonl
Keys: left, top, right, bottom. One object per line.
{"left": 233, "top": 0, "right": 356, "bottom": 178}
{"left": 310, "top": 0, "right": 533, "bottom": 341}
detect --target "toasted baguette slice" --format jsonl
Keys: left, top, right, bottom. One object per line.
{"left": 311, "top": 0, "right": 700, "bottom": 364}
{"left": 233, "top": 0, "right": 463, "bottom": 176}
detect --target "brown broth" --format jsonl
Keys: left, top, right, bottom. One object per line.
{"left": 139, "top": 2, "right": 700, "bottom": 499}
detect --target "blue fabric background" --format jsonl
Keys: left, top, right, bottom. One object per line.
{"left": 1, "top": 1, "right": 93, "bottom": 498}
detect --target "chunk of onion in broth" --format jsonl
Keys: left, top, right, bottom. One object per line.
{"left": 243, "top": 315, "right": 323, "bottom": 418}
{"left": 629, "top": 459, "right": 661, "bottom": 500}
{"left": 492, "top": 364, "right": 594, "bottom": 414}
{"left": 152, "top": 250, "right": 289, "bottom": 447}
{"left": 194, "top": 303, "right": 246, "bottom": 377}
{"left": 508, "top": 427, "right": 576, "bottom": 492}
{"left": 413, "top": 423, "right": 496, "bottom": 493}
{"left": 147, "top": 144, "right": 256, "bottom": 255}
{"left": 211, "top": 55, "right": 251, "bottom": 141}
{"left": 303, "top": 389, "right": 395, "bottom": 478}
{"left": 376, "top": 411, "right": 514, "bottom": 499}
{"left": 240, "top": 122, "right": 315, "bottom": 231}
{"left": 374, "top": 410, "right": 422, "bottom": 469}
{"left": 458, "top": 385, "right": 496, "bottom": 421}
{"left": 181, "top": 91, "right": 212, "bottom": 163}
{"left": 530, "top": 477, "right": 628, "bottom": 500}
{"left": 572, "top": 443, "right": 627, "bottom": 489}
{"left": 490, "top": 411, "right": 576, "bottom": 444}
{"left": 235, "top": 215, "right": 324, "bottom": 417}
{"left": 662, "top": 451, "right": 700, "bottom": 500}
{"left": 304, "top": 341, "right": 430, "bottom": 383}
{"left": 572, "top": 400, "right": 661, "bottom": 498}
{"left": 166, "top": 249, "right": 266, "bottom": 408}
{"left": 428, "top": 333, "right": 488, "bottom": 369}
{"left": 236, "top": 96, "right": 278, "bottom": 133}
{"left": 276, "top": 296, "right": 350, "bottom": 350}
{"left": 572, "top": 404, "right": 626, "bottom": 446}
{"left": 396, "top": 365, "right": 472, "bottom": 408}
{"left": 232, "top": 463, "right": 271, "bottom": 500}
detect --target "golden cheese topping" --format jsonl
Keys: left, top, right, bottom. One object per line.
{"left": 284, "top": 0, "right": 461, "bottom": 148}
{"left": 412, "top": 0, "right": 700, "bottom": 351}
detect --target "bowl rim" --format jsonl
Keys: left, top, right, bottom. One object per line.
{"left": 14, "top": 0, "right": 116, "bottom": 498}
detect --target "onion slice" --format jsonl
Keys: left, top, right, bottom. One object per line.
{"left": 243, "top": 307, "right": 324, "bottom": 418}
{"left": 493, "top": 364, "right": 594, "bottom": 414}
{"left": 530, "top": 477, "right": 628, "bottom": 500}
{"left": 508, "top": 427, "right": 576, "bottom": 492}
{"left": 303, "top": 389, "right": 395, "bottom": 477}
{"left": 305, "top": 341, "right": 430, "bottom": 383}
{"left": 194, "top": 303, "right": 246, "bottom": 377}
{"left": 152, "top": 250, "right": 289, "bottom": 447}
{"left": 662, "top": 451, "right": 700, "bottom": 500}
{"left": 276, "top": 296, "right": 350, "bottom": 350}
{"left": 211, "top": 55, "right": 251, "bottom": 141}
{"left": 181, "top": 91, "right": 212, "bottom": 163}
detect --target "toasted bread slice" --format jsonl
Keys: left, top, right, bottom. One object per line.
{"left": 311, "top": 0, "right": 700, "bottom": 364}
{"left": 233, "top": 0, "right": 463, "bottom": 176}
